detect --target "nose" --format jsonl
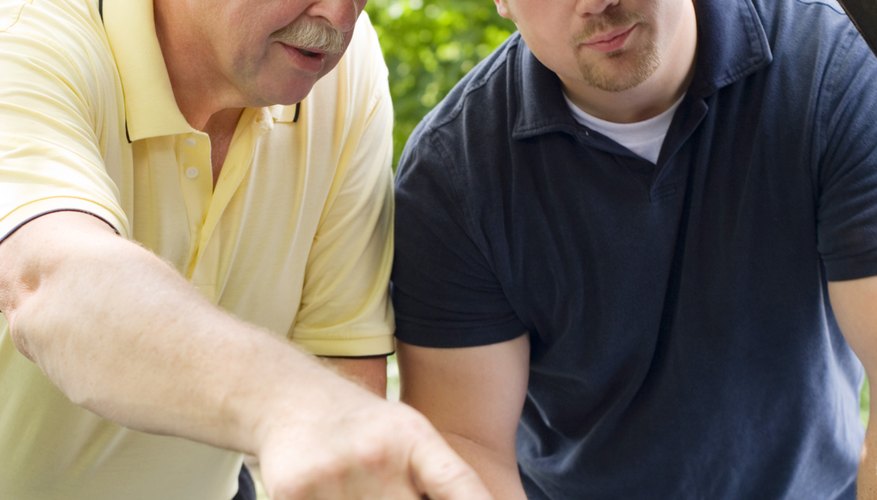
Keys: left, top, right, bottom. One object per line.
{"left": 575, "top": 0, "right": 620, "bottom": 16}
{"left": 306, "top": 0, "right": 362, "bottom": 33}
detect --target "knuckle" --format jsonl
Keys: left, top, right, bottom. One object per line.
{"left": 392, "top": 406, "right": 435, "bottom": 436}
{"left": 309, "top": 458, "right": 347, "bottom": 483}
{"left": 353, "top": 440, "right": 391, "bottom": 470}
{"left": 433, "top": 458, "right": 477, "bottom": 485}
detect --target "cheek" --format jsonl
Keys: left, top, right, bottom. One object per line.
{"left": 237, "top": 29, "right": 273, "bottom": 62}
{"left": 226, "top": 38, "right": 272, "bottom": 79}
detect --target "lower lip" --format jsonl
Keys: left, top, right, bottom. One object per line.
{"left": 279, "top": 43, "right": 326, "bottom": 74}
{"left": 585, "top": 26, "right": 636, "bottom": 53}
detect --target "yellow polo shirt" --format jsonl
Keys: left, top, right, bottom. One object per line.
{"left": 0, "top": 0, "right": 394, "bottom": 498}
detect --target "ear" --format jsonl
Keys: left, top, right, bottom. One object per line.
{"left": 494, "top": 0, "right": 513, "bottom": 20}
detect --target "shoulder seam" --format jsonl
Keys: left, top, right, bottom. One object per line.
{"left": 424, "top": 35, "right": 519, "bottom": 133}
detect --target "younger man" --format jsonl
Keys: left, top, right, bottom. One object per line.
{"left": 394, "top": 0, "right": 877, "bottom": 497}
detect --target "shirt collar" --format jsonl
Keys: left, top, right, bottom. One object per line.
{"left": 269, "top": 103, "right": 301, "bottom": 123}
{"left": 687, "top": 0, "right": 773, "bottom": 96}
{"left": 102, "top": 0, "right": 194, "bottom": 141}
{"left": 514, "top": 0, "right": 773, "bottom": 139}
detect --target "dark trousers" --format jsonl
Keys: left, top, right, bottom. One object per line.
{"left": 232, "top": 464, "right": 257, "bottom": 500}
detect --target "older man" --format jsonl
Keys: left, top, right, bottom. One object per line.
{"left": 0, "top": 0, "right": 489, "bottom": 499}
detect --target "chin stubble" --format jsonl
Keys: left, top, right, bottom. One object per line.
{"left": 580, "top": 44, "right": 660, "bottom": 92}
{"left": 572, "top": 9, "right": 658, "bottom": 92}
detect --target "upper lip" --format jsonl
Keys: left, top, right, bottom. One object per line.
{"left": 280, "top": 42, "right": 328, "bottom": 57}
{"left": 297, "top": 46, "right": 327, "bottom": 55}
{"left": 583, "top": 25, "right": 635, "bottom": 45}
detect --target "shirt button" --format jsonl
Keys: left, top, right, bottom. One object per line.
{"left": 185, "top": 167, "right": 200, "bottom": 179}
{"left": 184, "top": 138, "right": 197, "bottom": 147}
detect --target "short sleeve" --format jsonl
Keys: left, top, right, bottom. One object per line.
{"left": 290, "top": 14, "right": 395, "bottom": 357}
{"left": 392, "top": 127, "right": 527, "bottom": 348}
{"left": 816, "top": 27, "right": 877, "bottom": 281}
{"left": 0, "top": 2, "right": 129, "bottom": 243}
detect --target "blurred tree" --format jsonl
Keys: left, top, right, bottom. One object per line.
{"left": 365, "top": 0, "right": 515, "bottom": 165}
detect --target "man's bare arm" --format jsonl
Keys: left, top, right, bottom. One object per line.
{"left": 398, "top": 334, "right": 530, "bottom": 499}
{"left": 0, "top": 210, "right": 489, "bottom": 499}
{"left": 829, "top": 276, "right": 877, "bottom": 500}
{"left": 324, "top": 356, "right": 388, "bottom": 396}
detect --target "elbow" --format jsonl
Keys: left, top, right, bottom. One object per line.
{"left": 0, "top": 223, "right": 75, "bottom": 363}
{"left": 1, "top": 266, "right": 43, "bottom": 363}
{"left": 0, "top": 249, "right": 43, "bottom": 362}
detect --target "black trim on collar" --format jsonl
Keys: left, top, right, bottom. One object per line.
{"left": 96, "top": 0, "right": 130, "bottom": 142}
{"left": 293, "top": 102, "right": 301, "bottom": 123}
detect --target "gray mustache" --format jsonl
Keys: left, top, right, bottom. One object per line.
{"left": 274, "top": 19, "right": 345, "bottom": 55}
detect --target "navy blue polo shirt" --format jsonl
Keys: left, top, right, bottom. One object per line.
{"left": 393, "top": 0, "right": 877, "bottom": 497}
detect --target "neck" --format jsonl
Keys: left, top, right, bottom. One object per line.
{"left": 153, "top": 0, "right": 239, "bottom": 130}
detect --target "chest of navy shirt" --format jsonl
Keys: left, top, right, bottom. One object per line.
{"left": 393, "top": 0, "right": 877, "bottom": 498}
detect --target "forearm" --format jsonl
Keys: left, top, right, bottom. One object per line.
{"left": 324, "top": 356, "right": 388, "bottom": 396}
{"left": 860, "top": 381, "right": 877, "bottom": 499}
{"left": 1, "top": 213, "right": 374, "bottom": 456}
{"left": 397, "top": 338, "right": 530, "bottom": 499}
{"left": 0, "top": 213, "right": 492, "bottom": 499}
{"left": 828, "top": 280, "right": 877, "bottom": 499}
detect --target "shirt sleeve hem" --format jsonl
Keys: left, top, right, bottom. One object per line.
{"left": 824, "top": 255, "right": 877, "bottom": 282}
{"left": 395, "top": 321, "right": 528, "bottom": 349}
{"left": 0, "top": 197, "right": 129, "bottom": 243}
{"left": 293, "top": 334, "right": 394, "bottom": 357}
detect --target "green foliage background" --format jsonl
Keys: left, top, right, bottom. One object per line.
{"left": 365, "top": 0, "right": 515, "bottom": 164}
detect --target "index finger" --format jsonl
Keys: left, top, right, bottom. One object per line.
{"left": 409, "top": 436, "right": 493, "bottom": 500}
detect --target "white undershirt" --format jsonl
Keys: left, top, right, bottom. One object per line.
{"left": 564, "top": 93, "right": 685, "bottom": 164}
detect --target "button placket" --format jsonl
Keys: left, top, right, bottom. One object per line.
{"left": 181, "top": 135, "right": 206, "bottom": 182}
{"left": 177, "top": 133, "right": 213, "bottom": 276}
{"left": 179, "top": 134, "right": 210, "bottom": 189}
